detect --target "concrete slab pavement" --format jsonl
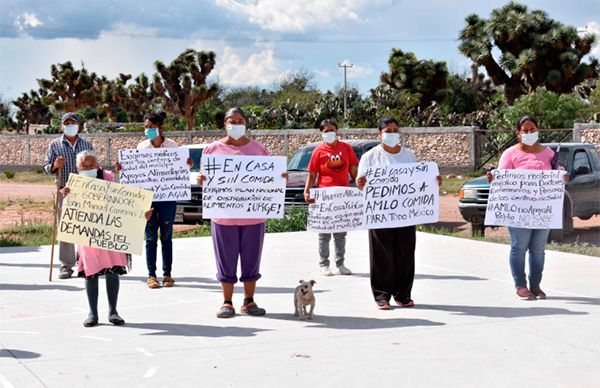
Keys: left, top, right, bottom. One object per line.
{"left": 0, "top": 231, "right": 599, "bottom": 388}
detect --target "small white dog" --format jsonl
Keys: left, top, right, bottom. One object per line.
{"left": 294, "top": 279, "right": 316, "bottom": 320}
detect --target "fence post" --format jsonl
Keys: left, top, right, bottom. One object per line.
{"left": 105, "top": 136, "right": 111, "bottom": 167}
{"left": 25, "top": 136, "right": 31, "bottom": 166}
{"left": 470, "top": 127, "right": 480, "bottom": 171}
{"left": 573, "top": 124, "right": 581, "bottom": 142}
{"left": 284, "top": 131, "right": 290, "bottom": 160}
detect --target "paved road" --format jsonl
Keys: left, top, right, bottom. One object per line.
{"left": 0, "top": 232, "right": 598, "bottom": 387}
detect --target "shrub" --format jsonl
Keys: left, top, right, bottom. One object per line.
{"left": 266, "top": 206, "right": 307, "bottom": 233}
{"left": 3, "top": 170, "right": 15, "bottom": 179}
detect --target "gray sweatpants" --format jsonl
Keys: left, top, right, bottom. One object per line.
{"left": 318, "top": 232, "right": 347, "bottom": 268}
{"left": 57, "top": 194, "right": 76, "bottom": 271}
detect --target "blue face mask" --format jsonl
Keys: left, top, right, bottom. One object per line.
{"left": 145, "top": 127, "right": 159, "bottom": 141}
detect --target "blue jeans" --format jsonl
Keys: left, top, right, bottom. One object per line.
{"left": 145, "top": 201, "right": 176, "bottom": 277}
{"left": 507, "top": 227, "right": 550, "bottom": 289}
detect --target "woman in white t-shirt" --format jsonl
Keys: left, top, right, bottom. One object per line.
{"left": 357, "top": 117, "right": 441, "bottom": 310}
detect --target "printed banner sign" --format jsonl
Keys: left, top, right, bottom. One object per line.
{"left": 201, "top": 154, "right": 287, "bottom": 219}
{"left": 119, "top": 148, "right": 191, "bottom": 202}
{"left": 362, "top": 162, "right": 439, "bottom": 229}
{"left": 57, "top": 173, "right": 153, "bottom": 255}
{"left": 307, "top": 187, "right": 364, "bottom": 233}
{"left": 484, "top": 169, "right": 565, "bottom": 229}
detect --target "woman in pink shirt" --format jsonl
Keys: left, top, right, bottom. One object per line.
{"left": 198, "top": 107, "right": 287, "bottom": 318}
{"left": 490, "top": 115, "right": 566, "bottom": 300}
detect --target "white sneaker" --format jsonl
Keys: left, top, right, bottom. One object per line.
{"left": 337, "top": 264, "right": 352, "bottom": 275}
{"left": 320, "top": 266, "right": 333, "bottom": 276}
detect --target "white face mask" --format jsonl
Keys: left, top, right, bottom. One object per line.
{"left": 63, "top": 124, "right": 79, "bottom": 137}
{"left": 322, "top": 132, "right": 337, "bottom": 144}
{"left": 381, "top": 132, "right": 400, "bottom": 147}
{"left": 521, "top": 131, "right": 539, "bottom": 146}
{"left": 226, "top": 124, "right": 246, "bottom": 140}
{"left": 78, "top": 169, "right": 98, "bottom": 178}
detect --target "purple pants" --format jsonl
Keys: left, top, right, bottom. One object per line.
{"left": 211, "top": 222, "right": 266, "bottom": 284}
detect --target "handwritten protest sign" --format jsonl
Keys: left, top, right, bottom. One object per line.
{"left": 307, "top": 187, "right": 364, "bottom": 233}
{"left": 362, "top": 162, "right": 439, "bottom": 229}
{"left": 118, "top": 148, "right": 190, "bottom": 202}
{"left": 57, "top": 173, "right": 153, "bottom": 255}
{"left": 201, "top": 154, "right": 287, "bottom": 219}
{"left": 484, "top": 169, "right": 565, "bottom": 229}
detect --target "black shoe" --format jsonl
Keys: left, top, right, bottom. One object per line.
{"left": 58, "top": 269, "right": 73, "bottom": 279}
{"left": 109, "top": 314, "right": 125, "bottom": 325}
{"left": 83, "top": 316, "right": 98, "bottom": 327}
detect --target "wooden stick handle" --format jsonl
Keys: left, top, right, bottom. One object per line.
{"left": 49, "top": 169, "right": 62, "bottom": 282}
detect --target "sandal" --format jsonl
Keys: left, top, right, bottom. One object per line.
{"left": 241, "top": 302, "right": 266, "bottom": 316}
{"left": 162, "top": 276, "right": 175, "bottom": 288}
{"left": 147, "top": 277, "right": 160, "bottom": 289}
{"left": 217, "top": 304, "right": 235, "bottom": 318}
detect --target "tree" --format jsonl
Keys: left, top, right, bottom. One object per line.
{"left": 380, "top": 49, "right": 448, "bottom": 109}
{"left": 152, "top": 49, "right": 219, "bottom": 130}
{"left": 0, "top": 95, "right": 15, "bottom": 131}
{"left": 459, "top": 1, "right": 599, "bottom": 103}
{"left": 99, "top": 73, "right": 132, "bottom": 121}
{"left": 12, "top": 89, "right": 52, "bottom": 132}
{"left": 127, "top": 74, "right": 157, "bottom": 121}
{"left": 37, "top": 61, "right": 102, "bottom": 111}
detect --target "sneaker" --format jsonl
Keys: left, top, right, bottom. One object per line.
{"left": 147, "top": 276, "right": 160, "bottom": 289}
{"left": 320, "top": 266, "right": 333, "bottom": 276}
{"left": 162, "top": 276, "right": 175, "bottom": 287}
{"left": 530, "top": 287, "right": 547, "bottom": 299}
{"left": 337, "top": 264, "right": 352, "bottom": 275}
{"left": 376, "top": 299, "right": 391, "bottom": 310}
{"left": 395, "top": 298, "right": 414, "bottom": 308}
{"left": 516, "top": 287, "right": 535, "bottom": 300}
{"left": 58, "top": 269, "right": 73, "bottom": 279}
{"left": 83, "top": 315, "right": 98, "bottom": 327}
{"left": 109, "top": 314, "right": 125, "bottom": 326}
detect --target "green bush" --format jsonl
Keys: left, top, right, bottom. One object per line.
{"left": 3, "top": 170, "right": 15, "bottom": 179}
{"left": 266, "top": 206, "right": 307, "bottom": 233}
{"left": 490, "top": 87, "right": 590, "bottom": 129}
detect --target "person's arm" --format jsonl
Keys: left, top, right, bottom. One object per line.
{"left": 349, "top": 164, "right": 358, "bottom": 182}
{"left": 304, "top": 172, "right": 318, "bottom": 204}
{"left": 42, "top": 144, "right": 57, "bottom": 175}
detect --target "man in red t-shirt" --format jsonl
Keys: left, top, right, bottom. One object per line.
{"left": 304, "top": 119, "right": 359, "bottom": 276}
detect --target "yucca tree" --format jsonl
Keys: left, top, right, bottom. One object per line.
{"left": 127, "top": 74, "right": 156, "bottom": 121}
{"left": 37, "top": 61, "right": 102, "bottom": 111}
{"left": 13, "top": 89, "right": 52, "bottom": 132}
{"left": 459, "top": 1, "right": 599, "bottom": 103}
{"left": 380, "top": 49, "right": 449, "bottom": 109}
{"left": 152, "top": 49, "right": 219, "bottom": 130}
{"left": 99, "top": 73, "right": 132, "bottom": 121}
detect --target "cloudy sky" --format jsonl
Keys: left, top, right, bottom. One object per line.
{"left": 0, "top": 0, "right": 598, "bottom": 100}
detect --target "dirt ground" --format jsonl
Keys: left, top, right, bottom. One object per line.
{"left": 0, "top": 182, "right": 598, "bottom": 245}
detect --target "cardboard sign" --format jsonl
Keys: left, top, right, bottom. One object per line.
{"left": 485, "top": 169, "right": 565, "bottom": 229}
{"left": 119, "top": 148, "right": 191, "bottom": 202}
{"left": 57, "top": 173, "right": 153, "bottom": 255}
{"left": 362, "top": 162, "right": 439, "bottom": 229}
{"left": 201, "top": 154, "right": 287, "bottom": 219}
{"left": 307, "top": 187, "right": 364, "bottom": 233}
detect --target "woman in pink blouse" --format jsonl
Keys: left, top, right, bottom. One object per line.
{"left": 489, "top": 116, "right": 567, "bottom": 300}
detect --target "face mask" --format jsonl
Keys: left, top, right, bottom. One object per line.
{"left": 322, "top": 132, "right": 337, "bottom": 144}
{"left": 145, "top": 127, "right": 159, "bottom": 141}
{"left": 381, "top": 132, "right": 400, "bottom": 147}
{"left": 521, "top": 131, "right": 539, "bottom": 146}
{"left": 63, "top": 124, "right": 79, "bottom": 137}
{"left": 226, "top": 124, "right": 246, "bottom": 140}
{"left": 78, "top": 169, "right": 98, "bottom": 178}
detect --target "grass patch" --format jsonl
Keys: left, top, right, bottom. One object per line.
{"left": 173, "top": 224, "right": 212, "bottom": 238}
{"left": 0, "top": 170, "right": 54, "bottom": 184}
{"left": 439, "top": 177, "right": 472, "bottom": 195}
{"left": 266, "top": 206, "right": 307, "bottom": 233}
{"left": 0, "top": 222, "right": 54, "bottom": 247}
{"left": 0, "top": 198, "right": 53, "bottom": 211}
